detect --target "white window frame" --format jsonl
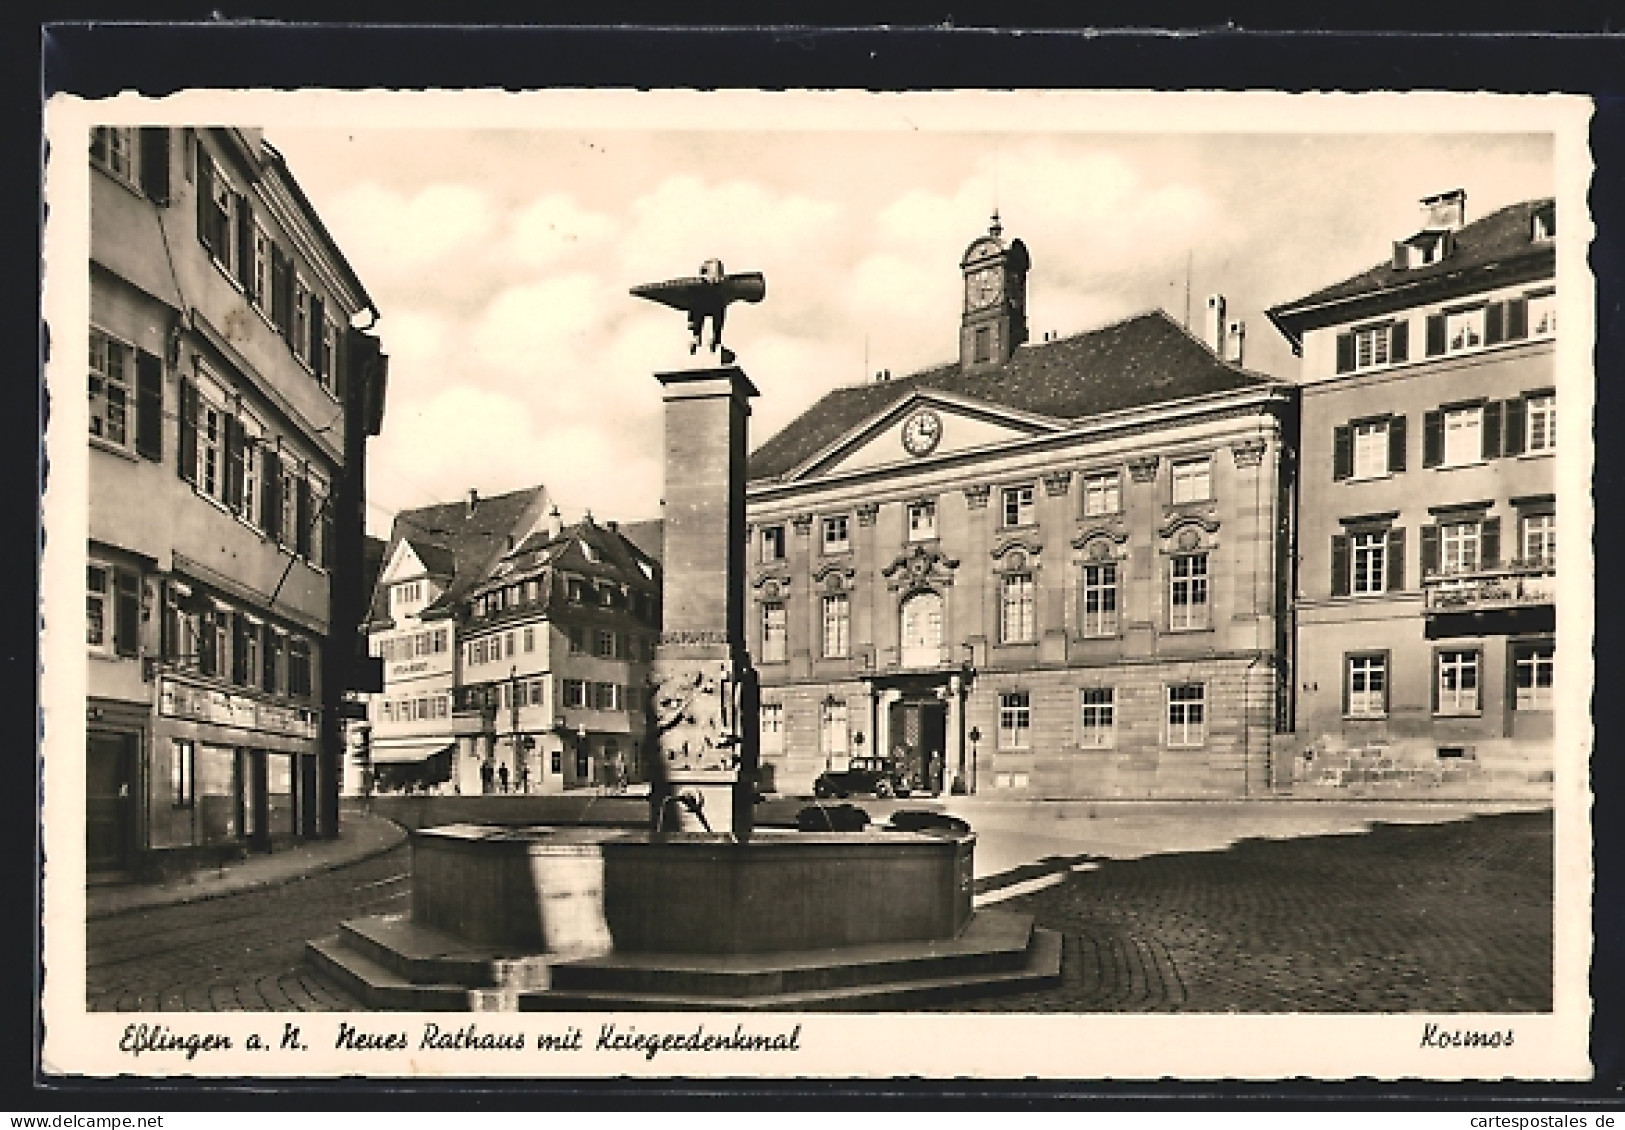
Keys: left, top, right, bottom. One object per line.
{"left": 1347, "top": 653, "right": 1388, "bottom": 717}
{"left": 86, "top": 563, "right": 112, "bottom": 654}
{"left": 1081, "top": 471, "right": 1120, "bottom": 517}
{"left": 761, "top": 602, "right": 787, "bottom": 663}
{"left": 998, "top": 691, "right": 1032, "bottom": 750}
{"left": 1442, "top": 405, "right": 1483, "bottom": 467}
{"left": 1354, "top": 324, "right": 1391, "bottom": 370}
{"left": 1079, "top": 687, "right": 1115, "bottom": 748}
{"left": 821, "top": 593, "right": 850, "bottom": 658}
{"left": 900, "top": 590, "right": 944, "bottom": 667}
{"left": 1166, "top": 683, "right": 1207, "bottom": 747}
{"left": 1521, "top": 513, "right": 1556, "bottom": 567}
{"left": 1081, "top": 562, "right": 1118, "bottom": 638}
{"left": 1169, "top": 552, "right": 1210, "bottom": 631}
{"left": 1000, "top": 572, "right": 1036, "bottom": 644}
{"left": 90, "top": 126, "right": 137, "bottom": 184}
{"left": 820, "top": 699, "right": 849, "bottom": 757}
{"left": 1436, "top": 649, "right": 1481, "bottom": 716}
{"left": 1352, "top": 419, "right": 1390, "bottom": 480}
{"left": 1001, "top": 485, "right": 1035, "bottom": 528}
{"left": 251, "top": 221, "right": 272, "bottom": 314}
{"left": 1525, "top": 393, "right": 1556, "bottom": 453}
{"left": 760, "top": 525, "right": 786, "bottom": 563}
{"left": 320, "top": 316, "right": 339, "bottom": 392}
{"left": 1171, "top": 458, "right": 1212, "bottom": 504}
{"left": 1351, "top": 530, "right": 1387, "bottom": 595}
{"left": 89, "top": 328, "right": 134, "bottom": 450}
{"left": 198, "top": 392, "right": 225, "bottom": 504}
{"left": 1513, "top": 643, "right": 1555, "bottom": 711}
{"left": 292, "top": 275, "right": 313, "bottom": 368}
{"left": 1446, "top": 308, "right": 1485, "bottom": 353}
{"left": 203, "top": 155, "right": 237, "bottom": 275}
{"left": 907, "top": 501, "right": 938, "bottom": 542}
{"left": 1440, "top": 520, "right": 1481, "bottom": 576}
{"left": 760, "top": 702, "right": 785, "bottom": 755}
{"left": 238, "top": 413, "right": 262, "bottom": 528}
{"left": 1528, "top": 292, "right": 1557, "bottom": 337}
{"left": 822, "top": 515, "right": 850, "bottom": 554}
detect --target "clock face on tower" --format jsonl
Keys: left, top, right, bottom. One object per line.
{"left": 901, "top": 409, "right": 943, "bottom": 457}
{"left": 967, "top": 267, "right": 1003, "bottom": 311}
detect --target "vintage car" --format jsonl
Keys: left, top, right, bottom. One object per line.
{"left": 813, "top": 756, "right": 912, "bottom": 800}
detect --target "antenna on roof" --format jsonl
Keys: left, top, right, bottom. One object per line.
{"left": 1183, "top": 251, "right": 1193, "bottom": 330}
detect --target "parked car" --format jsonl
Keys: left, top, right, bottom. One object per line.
{"left": 813, "top": 757, "right": 911, "bottom": 800}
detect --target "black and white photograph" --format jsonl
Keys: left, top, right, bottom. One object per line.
{"left": 42, "top": 86, "right": 1593, "bottom": 1079}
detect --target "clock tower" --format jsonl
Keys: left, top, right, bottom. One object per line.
{"left": 959, "top": 212, "right": 1031, "bottom": 373}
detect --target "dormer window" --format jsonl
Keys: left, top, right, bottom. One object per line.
{"left": 579, "top": 539, "right": 598, "bottom": 563}
{"left": 1532, "top": 203, "right": 1556, "bottom": 242}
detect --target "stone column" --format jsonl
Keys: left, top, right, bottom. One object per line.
{"left": 649, "top": 365, "right": 760, "bottom": 840}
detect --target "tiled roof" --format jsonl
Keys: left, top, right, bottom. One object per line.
{"left": 360, "top": 535, "right": 387, "bottom": 603}
{"left": 462, "top": 517, "right": 661, "bottom": 626}
{"left": 364, "top": 486, "right": 547, "bottom": 629}
{"left": 747, "top": 309, "right": 1278, "bottom": 483}
{"left": 617, "top": 518, "right": 665, "bottom": 564}
{"left": 1267, "top": 198, "right": 1556, "bottom": 344}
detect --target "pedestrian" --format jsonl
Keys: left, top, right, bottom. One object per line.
{"left": 497, "top": 764, "right": 510, "bottom": 794}
{"left": 929, "top": 749, "right": 942, "bottom": 795}
{"left": 480, "top": 759, "right": 494, "bottom": 795}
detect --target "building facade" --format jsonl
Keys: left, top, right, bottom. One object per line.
{"left": 363, "top": 487, "right": 550, "bottom": 792}
{"left": 454, "top": 515, "right": 662, "bottom": 794}
{"left": 744, "top": 219, "right": 1297, "bottom": 799}
{"left": 1267, "top": 191, "right": 1557, "bottom": 791}
{"left": 87, "top": 126, "right": 385, "bottom": 873}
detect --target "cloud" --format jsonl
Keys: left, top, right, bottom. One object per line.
{"left": 324, "top": 182, "right": 496, "bottom": 272}
{"left": 508, "top": 193, "right": 618, "bottom": 269}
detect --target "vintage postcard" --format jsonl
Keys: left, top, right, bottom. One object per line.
{"left": 40, "top": 87, "right": 1595, "bottom": 1080}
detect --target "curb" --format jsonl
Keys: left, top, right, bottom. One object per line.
{"left": 86, "top": 817, "right": 409, "bottom": 921}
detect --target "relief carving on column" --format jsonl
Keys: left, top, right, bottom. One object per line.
{"left": 1127, "top": 455, "right": 1160, "bottom": 484}
{"left": 652, "top": 659, "right": 739, "bottom": 773}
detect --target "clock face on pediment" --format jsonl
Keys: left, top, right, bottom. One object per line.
{"left": 966, "top": 267, "right": 1003, "bottom": 311}
{"left": 901, "top": 408, "right": 943, "bottom": 456}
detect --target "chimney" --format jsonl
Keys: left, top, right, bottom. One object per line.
{"left": 465, "top": 488, "right": 479, "bottom": 517}
{"left": 505, "top": 534, "right": 515, "bottom": 551}
{"left": 546, "top": 505, "right": 563, "bottom": 539}
{"left": 1204, "top": 294, "right": 1227, "bottom": 357}
{"left": 1420, "top": 189, "right": 1467, "bottom": 231}
{"left": 1225, "top": 319, "right": 1246, "bottom": 364}
{"left": 607, "top": 519, "right": 619, "bottom": 533}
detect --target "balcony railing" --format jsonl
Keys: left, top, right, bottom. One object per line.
{"left": 1422, "top": 560, "right": 1555, "bottom": 613}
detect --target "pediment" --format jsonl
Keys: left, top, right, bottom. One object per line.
{"left": 792, "top": 392, "right": 1063, "bottom": 482}
{"left": 380, "top": 538, "right": 430, "bottom": 585}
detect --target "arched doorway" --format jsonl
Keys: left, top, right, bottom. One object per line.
{"left": 900, "top": 590, "right": 943, "bottom": 669}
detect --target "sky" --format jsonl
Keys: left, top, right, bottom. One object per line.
{"left": 265, "top": 121, "right": 1554, "bottom": 538}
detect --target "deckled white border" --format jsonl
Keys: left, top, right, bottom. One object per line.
{"left": 41, "top": 88, "right": 1595, "bottom": 1080}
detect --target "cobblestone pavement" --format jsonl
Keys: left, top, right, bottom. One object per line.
{"left": 86, "top": 810, "right": 1551, "bottom": 1013}
{"left": 933, "top": 810, "right": 1552, "bottom": 1013}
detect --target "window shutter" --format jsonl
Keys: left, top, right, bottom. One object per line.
{"left": 1332, "top": 425, "right": 1353, "bottom": 481}
{"left": 1430, "top": 652, "right": 1440, "bottom": 714}
{"left": 1335, "top": 332, "right": 1355, "bottom": 374}
{"left": 1508, "top": 297, "right": 1529, "bottom": 340}
{"left": 225, "top": 415, "right": 244, "bottom": 512}
{"left": 231, "top": 614, "right": 248, "bottom": 684}
{"left": 1420, "top": 524, "right": 1440, "bottom": 577}
{"left": 295, "top": 474, "right": 312, "bottom": 558}
{"left": 281, "top": 258, "right": 298, "bottom": 346}
{"left": 272, "top": 247, "right": 291, "bottom": 336}
{"left": 1388, "top": 414, "right": 1407, "bottom": 473}
{"left": 235, "top": 194, "right": 253, "bottom": 290}
{"left": 320, "top": 498, "right": 335, "bottom": 570}
{"left": 333, "top": 321, "right": 348, "bottom": 403}
{"left": 261, "top": 447, "right": 281, "bottom": 536}
{"left": 177, "top": 377, "right": 198, "bottom": 483}
{"left": 1330, "top": 534, "right": 1350, "bottom": 597}
{"left": 114, "top": 570, "right": 141, "bottom": 658}
{"left": 135, "top": 350, "right": 163, "bottom": 461}
{"left": 1482, "top": 401, "right": 1503, "bottom": 460}
{"left": 1380, "top": 650, "right": 1392, "bottom": 714}
{"left": 310, "top": 297, "right": 326, "bottom": 383}
{"left": 195, "top": 146, "right": 213, "bottom": 253}
{"left": 1386, "top": 527, "right": 1406, "bottom": 592}
{"left": 1341, "top": 654, "right": 1351, "bottom": 715}
{"left": 1504, "top": 396, "right": 1527, "bottom": 456}
{"left": 262, "top": 624, "right": 278, "bottom": 694}
{"left": 1485, "top": 301, "right": 1505, "bottom": 345}
{"left": 1426, "top": 313, "right": 1446, "bottom": 356}
{"left": 1481, "top": 516, "right": 1501, "bottom": 568}
{"left": 1390, "top": 321, "right": 1409, "bottom": 363}
{"left": 138, "top": 128, "right": 170, "bottom": 204}
{"left": 1423, "top": 409, "right": 1444, "bottom": 468}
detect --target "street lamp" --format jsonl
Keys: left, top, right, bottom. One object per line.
{"left": 967, "top": 726, "right": 981, "bottom": 795}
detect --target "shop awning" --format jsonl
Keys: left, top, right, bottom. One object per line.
{"left": 369, "top": 741, "right": 455, "bottom": 765}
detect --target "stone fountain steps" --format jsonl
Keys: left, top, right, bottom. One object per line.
{"left": 306, "top": 910, "right": 1061, "bottom": 1012}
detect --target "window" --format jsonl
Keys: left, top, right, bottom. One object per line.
{"left": 292, "top": 276, "right": 313, "bottom": 367}
{"left": 1081, "top": 472, "right": 1120, "bottom": 517}
{"left": 907, "top": 501, "right": 937, "bottom": 541}
{"left": 1338, "top": 320, "right": 1413, "bottom": 373}
{"left": 1081, "top": 562, "right": 1119, "bottom": 637}
{"left": 974, "top": 325, "right": 992, "bottom": 363}
{"left": 1079, "top": 688, "right": 1115, "bottom": 748}
{"left": 198, "top": 151, "right": 236, "bottom": 273}
{"left": 1446, "top": 308, "right": 1485, "bottom": 352}
{"left": 820, "top": 699, "right": 849, "bottom": 757}
{"left": 1167, "top": 684, "right": 1206, "bottom": 747}
{"left": 1524, "top": 393, "right": 1556, "bottom": 453}
{"left": 1000, "top": 573, "right": 1036, "bottom": 644}
{"left": 1442, "top": 406, "right": 1483, "bottom": 467}
{"left": 1351, "top": 531, "right": 1387, "bottom": 595}
{"left": 87, "top": 563, "right": 140, "bottom": 659}
{"left": 1355, "top": 324, "right": 1390, "bottom": 369}
{"left": 262, "top": 629, "right": 282, "bottom": 695}
{"left": 595, "top": 629, "right": 615, "bottom": 658}
{"left": 1169, "top": 553, "right": 1209, "bottom": 630}
{"left": 1435, "top": 650, "right": 1480, "bottom": 715}
{"left": 1513, "top": 642, "right": 1555, "bottom": 711}
{"left": 170, "top": 739, "right": 195, "bottom": 808}
{"left": 1352, "top": 420, "right": 1389, "bottom": 479}
{"left": 822, "top": 516, "right": 850, "bottom": 554}
{"left": 250, "top": 222, "right": 271, "bottom": 312}
{"left": 1522, "top": 513, "right": 1556, "bottom": 567}
{"left": 900, "top": 590, "right": 943, "bottom": 667}
{"left": 1532, "top": 205, "right": 1556, "bottom": 242}
{"left": 760, "top": 703, "right": 785, "bottom": 755}
{"left": 89, "top": 330, "right": 132, "bottom": 448}
{"left": 998, "top": 692, "right": 1032, "bottom": 749}
{"left": 760, "top": 525, "right": 786, "bottom": 562}
{"left": 1346, "top": 653, "right": 1388, "bottom": 717}
{"left": 567, "top": 578, "right": 587, "bottom": 603}
{"left": 1440, "top": 520, "right": 1481, "bottom": 576}
{"left": 237, "top": 416, "right": 262, "bottom": 528}
{"left": 86, "top": 565, "right": 109, "bottom": 652}
{"left": 563, "top": 679, "right": 586, "bottom": 708}
{"left": 1002, "top": 486, "right": 1035, "bottom": 528}
{"left": 1171, "top": 458, "right": 1212, "bottom": 504}
{"left": 320, "top": 317, "right": 339, "bottom": 391}
{"left": 523, "top": 627, "right": 535, "bottom": 653}
{"left": 1528, "top": 292, "right": 1557, "bottom": 336}
{"left": 567, "top": 625, "right": 585, "bottom": 654}
{"left": 287, "top": 638, "right": 313, "bottom": 699}
{"left": 90, "top": 126, "right": 135, "bottom": 182}
{"left": 761, "top": 602, "right": 787, "bottom": 663}
{"left": 822, "top": 593, "right": 850, "bottom": 658}
{"left": 591, "top": 682, "right": 621, "bottom": 711}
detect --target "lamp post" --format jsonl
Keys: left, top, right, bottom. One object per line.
{"left": 967, "top": 726, "right": 981, "bottom": 795}
{"left": 823, "top": 694, "right": 838, "bottom": 771}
